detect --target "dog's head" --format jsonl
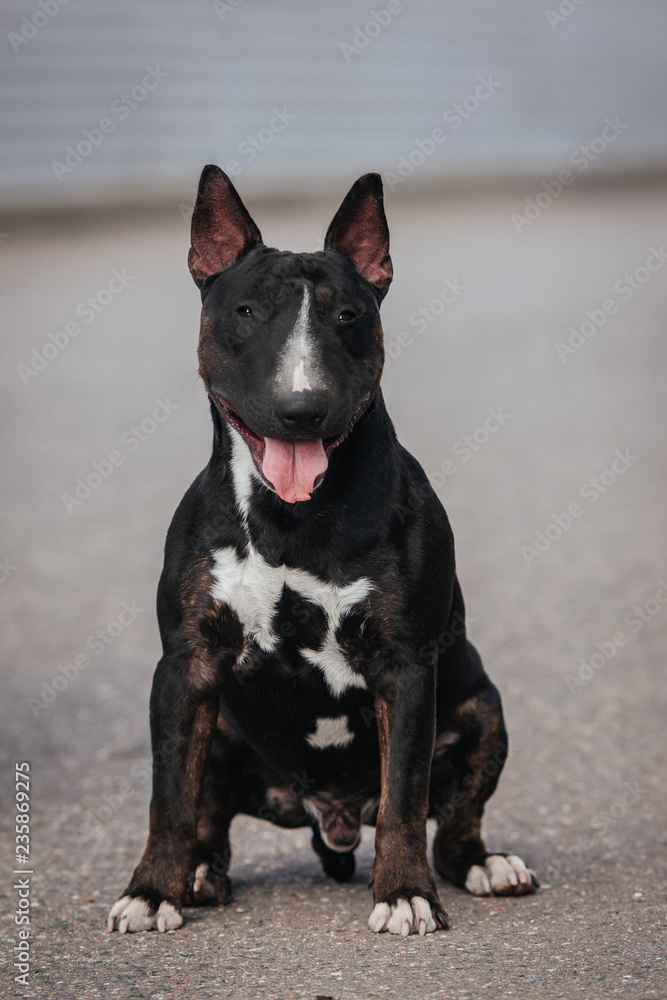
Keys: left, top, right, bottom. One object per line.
{"left": 189, "top": 165, "right": 393, "bottom": 504}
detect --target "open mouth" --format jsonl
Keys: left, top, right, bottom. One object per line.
{"left": 214, "top": 395, "right": 367, "bottom": 504}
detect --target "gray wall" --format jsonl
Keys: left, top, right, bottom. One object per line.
{"left": 2, "top": 0, "right": 666, "bottom": 209}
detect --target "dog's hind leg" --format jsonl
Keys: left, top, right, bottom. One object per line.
{"left": 430, "top": 644, "right": 539, "bottom": 897}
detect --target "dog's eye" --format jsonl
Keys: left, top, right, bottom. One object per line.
{"left": 338, "top": 310, "right": 356, "bottom": 324}
{"left": 236, "top": 305, "right": 253, "bottom": 318}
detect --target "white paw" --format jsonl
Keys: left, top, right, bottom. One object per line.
{"left": 368, "top": 896, "right": 438, "bottom": 936}
{"left": 192, "top": 862, "right": 227, "bottom": 904}
{"left": 465, "top": 854, "right": 538, "bottom": 897}
{"left": 192, "top": 863, "right": 215, "bottom": 899}
{"left": 107, "top": 896, "right": 183, "bottom": 933}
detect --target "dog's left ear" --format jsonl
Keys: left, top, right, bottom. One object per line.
{"left": 188, "top": 164, "right": 263, "bottom": 287}
{"left": 324, "top": 173, "right": 393, "bottom": 298}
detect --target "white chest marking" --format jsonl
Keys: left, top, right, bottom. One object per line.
{"left": 306, "top": 715, "right": 355, "bottom": 750}
{"left": 276, "top": 284, "right": 324, "bottom": 394}
{"left": 209, "top": 545, "right": 371, "bottom": 696}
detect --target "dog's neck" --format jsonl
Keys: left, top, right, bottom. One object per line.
{"left": 204, "top": 390, "right": 399, "bottom": 569}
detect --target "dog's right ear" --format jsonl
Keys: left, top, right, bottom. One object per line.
{"left": 188, "top": 165, "right": 263, "bottom": 287}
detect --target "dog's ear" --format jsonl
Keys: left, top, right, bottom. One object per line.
{"left": 188, "top": 165, "right": 263, "bottom": 286}
{"left": 324, "top": 173, "right": 393, "bottom": 297}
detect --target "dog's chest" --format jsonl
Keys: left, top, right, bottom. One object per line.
{"left": 209, "top": 544, "right": 371, "bottom": 697}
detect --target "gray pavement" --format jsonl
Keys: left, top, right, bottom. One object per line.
{"left": 1, "top": 183, "right": 666, "bottom": 999}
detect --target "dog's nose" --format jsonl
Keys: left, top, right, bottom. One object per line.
{"left": 275, "top": 392, "right": 329, "bottom": 434}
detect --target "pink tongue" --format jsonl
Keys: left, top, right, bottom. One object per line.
{"left": 262, "top": 438, "right": 328, "bottom": 503}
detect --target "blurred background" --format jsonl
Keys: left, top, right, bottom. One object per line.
{"left": 2, "top": 2, "right": 667, "bottom": 996}
{"left": 2, "top": 0, "right": 667, "bottom": 208}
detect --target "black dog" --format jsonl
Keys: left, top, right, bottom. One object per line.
{"left": 108, "top": 166, "right": 537, "bottom": 936}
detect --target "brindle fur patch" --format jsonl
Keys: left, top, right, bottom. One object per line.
{"left": 430, "top": 691, "right": 508, "bottom": 887}
{"left": 314, "top": 283, "right": 334, "bottom": 308}
{"left": 179, "top": 553, "right": 245, "bottom": 662}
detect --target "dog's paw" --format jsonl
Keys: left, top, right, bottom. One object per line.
{"left": 188, "top": 863, "right": 233, "bottom": 906}
{"left": 464, "top": 854, "right": 539, "bottom": 897}
{"left": 368, "top": 896, "right": 448, "bottom": 936}
{"left": 107, "top": 895, "right": 183, "bottom": 933}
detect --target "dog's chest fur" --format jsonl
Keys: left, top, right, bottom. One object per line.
{"left": 209, "top": 543, "right": 371, "bottom": 699}
{"left": 201, "top": 425, "right": 374, "bottom": 704}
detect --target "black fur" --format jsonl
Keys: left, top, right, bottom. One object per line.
{"left": 107, "top": 167, "right": 536, "bottom": 937}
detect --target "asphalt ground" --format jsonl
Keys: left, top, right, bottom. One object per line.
{"left": 1, "top": 182, "right": 666, "bottom": 999}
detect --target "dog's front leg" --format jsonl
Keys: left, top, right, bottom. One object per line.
{"left": 368, "top": 665, "right": 449, "bottom": 936}
{"left": 107, "top": 655, "right": 219, "bottom": 933}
